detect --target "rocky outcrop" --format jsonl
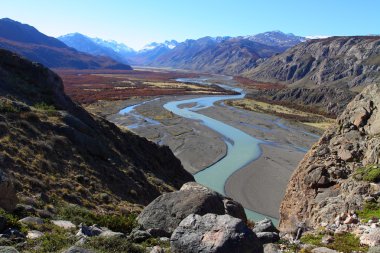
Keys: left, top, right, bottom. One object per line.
{"left": 170, "top": 213, "right": 263, "bottom": 253}
{"left": 246, "top": 36, "right": 380, "bottom": 88}
{"left": 0, "top": 171, "right": 18, "bottom": 212}
{"left": 280, "top": 83, "right": 380, "bottom": 232}
{"left": 248, "top": 86, "right": 356, "bottom": 117}
{"left": 137, "top": 182, "right": 246, "bottom": 235}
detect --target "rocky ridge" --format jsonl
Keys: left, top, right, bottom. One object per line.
{"left": 245, "top": 36, "right": 380, "bottom": 88}
{"left": 280, "top": 83, "right": 380, "bottom": 235}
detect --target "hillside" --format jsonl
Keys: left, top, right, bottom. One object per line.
{"left": 58, "top": 33, "right": 134, "bottom": 64}
{"left": 245, "top": 36, "right": 380, "bottom": 87}
{"left": 0, "top": 18, "right": 132, "bottom": 69}
{"left": 0, "top": 48, "right": 193, "bottom": 213}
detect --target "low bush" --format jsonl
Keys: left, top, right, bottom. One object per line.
{"left": 33, "top": 102, "right": 56, "bottom": 112}
{"left": 357, "top": 201, "right": 380, "bottom": 222}
{"left": 57, "top": 204, "right": 137, "bottom": 234}
{"left": 354, "top": 164, "right": 380, "bottom": 182}
{"left": 84, "top": 237, "right": 144, "bottom": 253}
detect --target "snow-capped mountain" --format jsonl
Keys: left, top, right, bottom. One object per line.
{"left": 140, "top": 40, "right": 179, "bottom": 52}
{"left": 245, "top": 31, "right": 306, "bottom": 48}
{"left": 58, "top": 33, "right": 135, "bottom": 64}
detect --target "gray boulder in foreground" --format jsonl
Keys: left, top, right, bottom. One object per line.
{"left": 137, "top": 182, "right": 247, "bottom": 235}
{"left": 170, "top": 213, "right": 263, "bottom": 253}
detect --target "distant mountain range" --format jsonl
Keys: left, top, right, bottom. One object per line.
{"left": 58, "top": 30, "right": 306, "bottom": 74}
{"left": 58, "top": 33, "right": 135, "bottom": 64}
{"left": 0, "top": 18, "right": 132, "bottom": 70}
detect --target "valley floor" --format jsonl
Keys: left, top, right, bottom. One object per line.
{"left": 87, "top": 91, "right": 320, "bottom": 219}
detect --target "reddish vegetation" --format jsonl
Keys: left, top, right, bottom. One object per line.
{"left": 233, "top": 76, "right": 286, "bottom": 90}
{"left": 56, "top": 69, "right": 230, "bottom": 104}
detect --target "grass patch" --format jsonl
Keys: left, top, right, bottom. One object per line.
{"left": 329, "top": 233, "right": 368, "bottom": 253}
{"left": 300, "top": 233, "right": 323, "bottom": 246}
{"left": 33, "top": 102, "right": 56, "bottom": 112}
{"left": 57, "top": 204, "right": 137, "bottom": 234}
{"left": 23, "top": 230, "right": 76, "bottom": 253}
{"left": 357, "top": 202, "right": 380, "bottom": 222}
{"left": 0, "top": 208, "right": 25, "bottom": 232}
{"left": 354, "top": 164, "right": 380, "bottom": 182}
{"left": 0, "top": 100, "right": 20, "bottom": 113}
{"left": 83, "top": 236, "right": 144, "bottom": 253}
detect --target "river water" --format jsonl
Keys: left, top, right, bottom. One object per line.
{"left": 120, "top": 77, "right": 279, "bottom": 223}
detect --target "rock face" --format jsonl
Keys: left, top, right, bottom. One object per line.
{"left": 248, "top": 86, "right": 356, "bottom": 117}
{"left": 246, "top": 36, "right": 380, "bottom": 88}
{"left": 0, "top": 171, "right": 18, "bottom": 212}
{"left": 280, "top": 83, "right": 380, "bottom": 232}
{"left": 137, "top": 182, "right": 247, "bottom": 235}
{"left": 170, "top": 214, "right": 263, "bottom": 253}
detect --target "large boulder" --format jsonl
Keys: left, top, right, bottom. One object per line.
{"left": 0, "top": 171, "right": 18, "bottom": 212}
{"left": 170, "top": 214, "right": 263, "bottom": 253}
{"left": 137, "top": 182, "right": 247, "bottom": 235}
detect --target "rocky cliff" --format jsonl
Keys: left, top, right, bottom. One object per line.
{"left": 0, "top": 49, "right": 193, "bottom": 212}
{"left": 245, "top": 36, "right": 380, "bottom": 88}
{"left": 280, "top": 83, "right": 380, "bottom": 232}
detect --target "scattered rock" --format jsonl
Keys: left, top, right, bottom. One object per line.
{"left": 256, "top": 232, "right": 280, "bottom": 244}
{"left": 63, "top": 246, "right": 95, "bottom": 253}
{"left": 321, "top": 235, "right": 334, "bottom": 245}
{"left": 99, "top": 229, "right": 123, "bottom": 238}
{"left": 18, "top": 216, "right": 44, "bottom": 225}
{"left": 138, "top": 182, "right": 247, "bottom": 235}
{"left": 14, "top": 204, "right": 36, "bottom": 215}
{"left": 368, "top": 246, "right": 380, "bottom": 253}
{"left": 52, "top": 220, "right": 76, "bottom": 229}
{"left": 150, "top": 246, "right": 165, "bottom": 253}
{"left": 146, "top": 228, "right": 170, "bottom": 238}
{"left": 0, "top": 173, "right": 18, "bottom": 212}
{"left": 129, "top": 229, "right": 151, "bottom": 243}
{"left": 0, "top": 246, "right": 19, "bottom": 253}
{"left": 76, "top": 224, "right": 102, "bottom": 237}
{"left": 36, "top": 209, "right": 53, "bottom": 219}
{"left": 170, "top": 214, "right": 263, "bottom": 253}
{"left": 311, "top": 247, "right": 339, "bottom": 253}
{"left": 263, "top": 243, "right": 281, "bottom": 253}
{"left": 360, "top": 228, "right": 380, "bottom": 246}
{"left": 252, "top": 218, "right": 279, "bottom": 233}
{"left": 26, "top": 230, "right": 43, "bottom": 239}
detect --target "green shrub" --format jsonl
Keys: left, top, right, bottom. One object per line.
{"left": 330, "top": 233, "right": 368, "bottom": 253}
{"left": 357, "top": 201, "right": 380, "bottom": 222}
{"left": 57, "top": 205, "right": 137, "bottom": 233}
{"left": 0, "top": 209, "right": 24, "bottom": 231}
{"left": 354, "top": 164, "right": 380, "bottom": 182}
{"left": 0, "top": 100, "right": 19, "bottom": 113}
{"left": 25, "top": 231, "right": 76, "bottom": 253}
{"left": 33, "top": 102, "right": 56, "bottom": 112}
{"left": 300, "top": 233, "right": 323, "bottom": 246}
{"left": 84, "top": 236, "right": 144, "bottom": 253}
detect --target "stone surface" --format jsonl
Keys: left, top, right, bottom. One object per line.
{"left": 170, "top": 214, "right": 263, "bottom": 253}
{"left": 280, "top": 84, "right": 380, "bottom": 232}
{"left": 360, "top": 228, "right": 380, "bottom": 247}
{"left": 263, "top": 243, "right": 281, "bottom": 253}
{"left": 311, "top": 247, "right": 339, "bottom": 253}
{"left": 256, "top": 232, "right": 280, "bottom": 244}
{"left": 368, "top": 246, "right": 380, "bottom": 253}
{"left": 19, "top": 216, "right": 44, "bottom": 225}
{"left": 26, "top": 230, "right": 43, "bottom": 239}
{"left": 76, "top": 224, "right": 102, "bottom": 237}
{"left": 252, "top": 218, "right": 279, "bottom": 233}
{"left": 0, "top": 172, "right": 18, "bottom": 212}
{"left": 129, "top": 229, "right": 151, "bottom": 243}
{"left": 138, "top": 182, "right": 247, "bottom": 235}
{"left": 0, "top": 247, "right": 19, "bottom": 253}
{"left": 150, "top": 246, "right": 165, "bottom": 253}
{"left": 52, "top": 220, "right": 76, "bottom": 229}
{"left": 63, "top": 246, "right": 95, "bottom": 253}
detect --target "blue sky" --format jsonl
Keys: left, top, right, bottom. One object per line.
{"left": 1, "top": 0, "right": 379, "bottom": 50}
